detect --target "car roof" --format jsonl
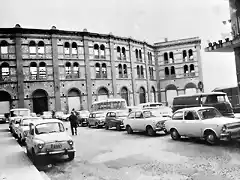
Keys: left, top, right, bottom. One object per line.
{"left": 175, "top": 92, "right": 226, "bottom": 98}
{"left": 22, "top": 116, "right": 42, "bottom": 120}
{"left": 10, "top": 108, "right": 30, "bottom": 111}
{"left": 176, "top": 107, "right": 216, "bottom": 112}
{"left": 30, "top": 118, "right": 62, "bottom": 125}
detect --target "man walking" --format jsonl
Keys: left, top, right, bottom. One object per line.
{"left": 69, "top": 111, "right": 78, "bottom": 135}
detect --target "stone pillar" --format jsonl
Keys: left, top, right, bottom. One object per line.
{"left": 143, "top": 43, "right": 150, "bottom": 102}
{"left": 234, "top": 47, "right": 240, "bottom": 104}
{"left": 51, "top": 34, "right": 61, "bottom": 111}
{"left": 196, "top": 44, "right": 204, "bottom": 91}
{"left": 155, "top": 50, "right": 161, "bottom": 102}
{"left": 15, "top": 33, "right": 25, "bottom": 108}
{"left": 109, "top": 36, "right": 117, "bottom": 97}
{"left": 83, "top": 35, "right": 92, "bottom": 110}
{"left": 128, "top": 40, "right": 137, "bottom": 105}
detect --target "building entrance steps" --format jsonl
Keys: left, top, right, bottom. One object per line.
{"left": 0, "top": 124, "right": 45, "bottom": 180}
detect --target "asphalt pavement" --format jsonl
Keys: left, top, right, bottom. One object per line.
{"left": 43, "top": 122, "right": 240, "bottom": 180}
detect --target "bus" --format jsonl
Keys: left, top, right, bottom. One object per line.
{"left": 90, "top": 98, "right": 128, "bottom": 113}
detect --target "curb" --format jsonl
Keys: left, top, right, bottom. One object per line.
{"left": 40, "top": 171, "right": 51, "bottom": 180}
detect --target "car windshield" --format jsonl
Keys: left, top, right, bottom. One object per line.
{"left": 35, "top": 122, "right": 65, "bottom": 134}
{"left": 22, "top": 118, "right": 41, "bottom": 126}
{"left": 143, "top": 110, "right": 162, "bottom": 118}
{"left": 116, "top": 111, "right": 128, "bottom": 117}
{"left": 10, "top": 110, "right": 30, "bottom": 117}
{"left": 95, "top": 113, "right": 105, "bottom": 118}
{"left": 198, "top": 108, "right": 223, "bottom": 120}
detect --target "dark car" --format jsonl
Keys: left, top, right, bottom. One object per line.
{"left": 88, "top": 112, "right": 106, "bottom": 128}
{"left": 76, "top": 110, "right": 90, "bottom": 127}
{"left": 105, "top": 111, "right": 128, "bottom": 131}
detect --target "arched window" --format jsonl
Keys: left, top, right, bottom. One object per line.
{"left": 150, "top": 52, "right": 153, "bottom": 64}
{"left": 100, "top": 44, "right": 105, "bottom": 59}
{"left": 188, "top": 49, "right": 193, "bottom": 59}
{"left": 151, "top": 86, "right": 156, "bottom": 102}
{"left": 148, "top": 52, "right": 150, "bottom": 64}
{"left": 169, "top": 52, "right": 174, "bottom": 63}
{"left": 29, "top": 41, "right": 36, "bottom": 54}
{"left": 39, "top": 62, "right": 47, "bottom": 79}
{"left": 123, "top": 64, "right": 128, "bottom": 78}
{"left": 170, "top": 66, "right": 175, "bottom": 76}
{"left": 118, "top": 64, "right": 123, "bottom": 78}
{"left": 65, "top": 62, "right": 72, "bottom": 77}
{"left": 37, "top": 41, "right": 45, "bottom": 55}
{"left": 121, "top": 87, "right": 129, "bottom": 105}
{"left": 190, "top": 64, "right": 195, "bottom": 76}
{"left": 137, "top": 65, "right": 140, "bottom": 78}
{"left": 149, "top": 67, "right": 154, "bottom": 80}
{"left": 183, "top": 50, "right": 187, "bottom": 61}
{"left": 1, "top": 62, "right": 10, "bottom": 78}
{"left": 29, "top": 62, "right": 38, "bottom": 79}
{"left": 102, "top": 63, "right": 107, "bottom": 78}
{"left": 135, "top": 49, "right": 139, "bottom": 60}
{"left": 164, "top": 52, "right": 168, "bottom": 64}
{"left": 98, "top": 87, "right": 109, "bottom": 101}
{"left": 139, "top": 50, "right": 142, "bottom": 61}
{"left": 95, "top": 63, "right": 101, "bottom": 78}
{"left": 117, "top": 46, "right": 121, "bottom": 60}
{"left": 0, "top": 40, "right": 8, "bottom": 54}
{"left": 184, "top": 65, "right": 189, "bottom": 76}
{"left": 64, "top": 42, "right": 70, "bottom": 55}
{"left": 140, "top": 65, "right": 144, "bottom": 78}
{"left": 164, "top": 67, "right": 169, "bottom": 76}
{"left": 73, "top": 62, "right": 79, "bottom": 78}
{"left": 149, "top": 67, "right": 152, "bottom": 78}
{"left": 139, "top": 87, "right": 146, "bottom": 103}
{"left": 122, "top": 47, "right": 126, "bottom": 60}
{"left": 94, "top": 44, "right": 99, "bottom": 58}
{"left": 72, "top": 42, "right": 78, "bottom": 55}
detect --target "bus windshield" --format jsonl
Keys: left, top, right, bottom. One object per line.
{"left": 91, "top": 100, "right": 127, "bottom": 112}
{"left": 203, "top": 94, "right": 230, "bottom": 104}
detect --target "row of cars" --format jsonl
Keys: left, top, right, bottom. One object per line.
{"left": 7, "top": 108, "right": 76, "bottom": 164}
{"left": 80, "top": 102, "right": 240, "bottom": 145}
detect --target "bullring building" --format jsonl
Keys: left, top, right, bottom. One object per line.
{"left": 0, "top": 24, "right": 204, "bottom": 114}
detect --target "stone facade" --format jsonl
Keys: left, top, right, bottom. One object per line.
{"left": 0, "top": 25, "right": 203, "bottom": 113}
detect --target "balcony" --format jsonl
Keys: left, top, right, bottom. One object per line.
{"left": 204, "top": 38, "right": 236, "bottom": 53}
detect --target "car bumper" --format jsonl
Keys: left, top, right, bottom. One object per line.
{"left": 155, "top": 127, "right": 165, "bottom": 131}
{"left": 220, "top": 131, "right": 240, "bottom": 140}
{"left": 37, "top": 149, "right": 76, "bottom": 156}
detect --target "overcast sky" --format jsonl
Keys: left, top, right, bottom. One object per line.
{"left": 0, "top": 0, "right": 237, "bottom": 92}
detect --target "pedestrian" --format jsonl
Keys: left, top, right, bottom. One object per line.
{"left": 69, "top": 111, "right": 78, "bottom": 135}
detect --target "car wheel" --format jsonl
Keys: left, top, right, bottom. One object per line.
{"left": 88, "top": 123, "right": 91, "bottom": 128}
{"left": 26, "top": 145, "right": 30, "bottom": 157}
{"left": 126, "top": 125, "right": 133, "bottom": 134}
{"left": 205, "top": 131, "right": 219, "bottom": 145}
{"left": 68, "top": 152, "right": 75, "bottom": 161}
{"left": 31, "top": 149, "right": 38, "bottom": 165}
{"left": 116, "top": 124, "right": 121, "bottom": 131}
{"left": 105, "top": 124, "right": 109, "bottom": 130}
{"left": 164, "top": 129, "right": 169, "bottom": 134}
{"left": 170, "top": 129, "right": 181, "bottom": 140}
{"left": 146, "top": 126, "right": 156, "bottom": 136}
{"left": 95, "top": 122, "right": 99, "bottom": 129}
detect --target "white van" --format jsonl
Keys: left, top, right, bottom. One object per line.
{"left": 137, "top": 102, "right": 172, "bottom": 117}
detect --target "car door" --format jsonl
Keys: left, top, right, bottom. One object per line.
{"left": 126, "top": 112, "right": 135, "bottom": 129}
{"left": 105, "top": 112, "right": 111, "bottom": 126}
{"left": 26, "top": 123, "right": 34, "bottom": 150}
{"left": 171, "top": 111, "right": 185, "bottom": 135}
{"left": 184, "top": 110, "right": 202, "bottom": 137}
{"left": 134, "top": 111, "right": 145, "bottom": 131}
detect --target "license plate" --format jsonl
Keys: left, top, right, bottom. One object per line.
{"left": 51, "top": 144, "right": 62, "bottom": 149}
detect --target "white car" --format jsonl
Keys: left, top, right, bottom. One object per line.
{"left": 165, "top": 107, "right": 240, "bottom": 145}
{"left": 16, "top": 116, "right": 42, "bottom": 144}
{"left": 124, "top": 110, "right": 169, "bottom": 136}
{"left": 25, "top": 119, "right": 75, "bottom": 164}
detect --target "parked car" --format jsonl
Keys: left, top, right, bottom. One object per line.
{"left": 76, "top": 110, "right": 90, "bottom": 126}
{"left": 55, "top": 111, "right": 64, "bottom": 120}
{"left": 11, "top": 118, "right": 22, "bottom": 138}
{"left": 25, "top": 119, "right": 75, "bottom": 164}
{"left": 124, "top": 110, "right": 169, "bottom": 136}
{"left": 41, "top": 111, "right": 53, "bottom": 119}
{"left": 88, "top": 112, "right": 106, "bottom": 128}
{"left": 164, "top": 107, "right": 240, "bottom": 145}
{"left": 16, "top": 116, "right": 42, "bottom": 144}
{"left": 138, "top": 103, "right": 173, "bottom": 118}
{"left": 105, "top": 110, "right": 128, "bottom": 131}
{"left": 0, "top": 114, "right": 6, "bottom": 123}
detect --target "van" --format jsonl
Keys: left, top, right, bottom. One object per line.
{"left": 138, "top": 102, "right": 172, "bottom": 117}
{"left": 172, "top": 92, "right": 234, "bottom": 118}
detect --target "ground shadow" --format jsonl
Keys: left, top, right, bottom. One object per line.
{"left": 122, "top": 131, "right": 169, "bottom": 138}
{"left": 0, "top": 127, "right": 9, "bottom": 132}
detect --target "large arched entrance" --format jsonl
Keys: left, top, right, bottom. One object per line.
{"left": 68, "top": 88, "right": 81, "bottom": 113}
{"left": 98, "top": 87, "right": 109, "bottom": 101}
{"left": 151, "top": 86, "right": 156, "bottom": 102}
{"left": 185, "top": 83, "right": 197, "bottom": 95}
{"left": 139, "top": 87, "right": 146, "bottom": 104}
{"left": 32, "top": 89, "right": 48, "bottom": 114}
{"left": 0, "top": 90, "right": 11, "bottom": 114}
{"left": 165, "top": 84, "right": 178, "bottom": 107}
{"left": 120, "top": 87, "right": 129, "bottom": 105}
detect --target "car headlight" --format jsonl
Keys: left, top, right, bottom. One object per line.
{"left": 68, "top": 140, "right": 74, "bottom": 146}
{"left": 23, "top": 131, "right": 28, "bottom": 136}
{"left": 221, "top": 125, "right": 227, "bottom": 132}
{"left": 156, "top": 121, "right": 164, "bottom": 128}
{"left": 37, "top": 143, "right": 44, "bottom": 149}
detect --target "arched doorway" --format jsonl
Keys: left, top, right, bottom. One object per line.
{"left": 165, "top": 84, "right": 178, "bottom": 107}
{"left": 185, "top": 83, "right": 197, "bottom": 95}
{"left": 139, "top": 87, "right": 146, "bottom": 104}
{"left": 151, "top": 87, "right": 156, "bottom": 102}
{"left": 120, "top": 87, "right": 129, "bottom": 105}
{"left": 32, "top": 89, "right": 48, "bottom": 114}
{"left": 98, "top": 87, "right": 109, "bottom": 101}
{"left": 0, "top": 90, "right": 11, "bottom": 114}
{"left": 68, "top": 88, "right": 81, "bottom": 113}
